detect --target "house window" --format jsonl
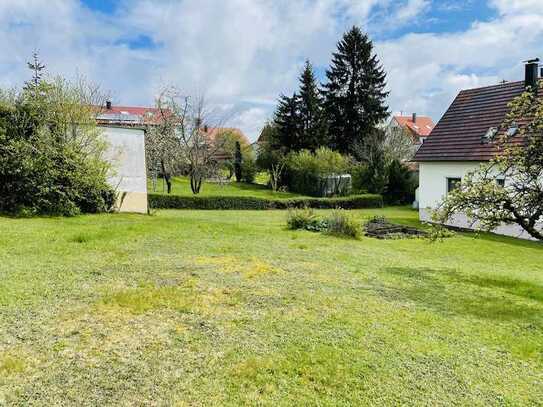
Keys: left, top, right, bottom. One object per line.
{"left": 447, "top": 177, "right": 461, "bottom": 193}
{"left": 496, "top": 178, "right": 505, "bottom": 187}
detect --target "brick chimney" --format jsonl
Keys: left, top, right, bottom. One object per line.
{"left": 524, "top": 58, "right": 539, "bottom": 89}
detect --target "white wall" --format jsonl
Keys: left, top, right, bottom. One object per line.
{"left": 101, "top": 125, "right": 148, "bottom": 213}
{"left": 418, "top": 161, "right": 541, "bottom": 240}
{"left": 418, "top": 161, "right": 481, "bottom": 210}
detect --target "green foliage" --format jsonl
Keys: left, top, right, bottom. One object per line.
{"left": 272, "top": 61, "right": 327, "bottom": 154}
{"left": 0, "top": 77, "right": 115, "bottom": 216}
{"left": 148, "top": 193, "right": 383, "bottom": 210}
{"left": 323, "top": 26, "right": 389, "bottom": 156}
{"left": 286, "top": 207, "right": 328, "bottom": 232}
{"left": 385, "top": 159, "right": 416, "bottom": 204}
{"left": 324, "top": 209, "right": 361, "bottom": 239}
{"left": 284, "top": 147, "right": 350, "bottom": 196}
{"left": 241, "top": 157, "right": 258, "bottom": 183}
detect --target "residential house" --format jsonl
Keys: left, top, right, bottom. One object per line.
{"left": 414, "top": 60, "right": 543, "bottom": 239}
{"left": 389, "top": 113, "right": 435, "bottom": 149}
{"left": 96, "top": 102, "right": 157, "bottom": 214}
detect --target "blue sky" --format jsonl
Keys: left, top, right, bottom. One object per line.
{"left": 1, "top": 0, "right": 543, "bottom": 140}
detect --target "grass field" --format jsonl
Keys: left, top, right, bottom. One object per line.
{"left": 148, "top": 176, "right": 304, "bottom": 199}
{"left": 1, "top": 207, "right": 542, "bottom": 405}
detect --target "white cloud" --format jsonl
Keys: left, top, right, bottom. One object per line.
{"left": 0, "top": 0, "right": 542, "bottom": 140}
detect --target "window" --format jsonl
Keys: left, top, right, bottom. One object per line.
{"left": 496, "top": 178, "right": 505, "bottom": 187}
{"left": 447, "top": 177, "right": 461, "bottom": 193}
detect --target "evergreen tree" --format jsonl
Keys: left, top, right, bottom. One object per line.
{"left": 297, "top": 60, "right": 327, "bottom": 150}
{"left": 234, "top": 141, "right": 242, "bottom": 182}
{"left": 24, "top": 52, "right": 46, "bottom": 91}
{"left": 273, "top": 92, "right": 301, "bottom": 152}
{"left": 323, "top": 26, "right": 389, "bottom": 156}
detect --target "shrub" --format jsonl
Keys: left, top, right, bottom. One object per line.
{"left": 384, "top": 159, "right": 416, "bottom": 205}
{"left": 241, "top": 158, "right": 258, "bottom": 183}
{"left": 324, "top": 210, "right": 361, "bottom": 239}
{"left": 286, "top": 207, "right": 327, "bottom": 232}
{"left": 148, "top": 193, "right": 383, "bottom": 210}
{"left": 0, "top": 82, "right": 115, "bottom": 216}
{"left": 285, "top": 147, "right": 351, "bottom": 196}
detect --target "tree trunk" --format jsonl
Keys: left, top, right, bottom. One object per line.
{"left": 190, "top": 173, "right": 202, "bottom": 194}
{"left": 161, "top": 159, "right": 172, "bottom": 194}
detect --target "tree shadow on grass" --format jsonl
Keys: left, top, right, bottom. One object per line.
{"left": 381, "top": 267, "right": 543, "bottom": 324}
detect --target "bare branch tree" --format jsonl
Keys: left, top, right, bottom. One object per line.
{"left": 146, "top": 87, "right": 228, "bottom": 194}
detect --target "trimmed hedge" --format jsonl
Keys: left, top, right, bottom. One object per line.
{"left": 148, "top": 193, "right": 383, "bottom": 210}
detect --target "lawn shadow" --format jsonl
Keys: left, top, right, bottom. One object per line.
{"left": 381, "top": 266, "right": 543, "bottom": 324}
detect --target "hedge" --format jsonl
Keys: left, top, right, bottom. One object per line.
{"left": 148, "top": 194, "right": 383, "bottom": 210}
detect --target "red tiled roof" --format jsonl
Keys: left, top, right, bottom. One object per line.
{"left": 414, "top": 81, "right": 531, "bottom": 162}
{"left": 394, "top": 115, "right": 435, "bottom": 138}
{"left": 96, "top": 105, "right": 164, "bottom": 126}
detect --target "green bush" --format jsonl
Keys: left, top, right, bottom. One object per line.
{"left": 286, "top": 207, "right": 328, "bottom": 232}
{"left": 384, "top": 159, "right": 416, "bottom": 205}
{"left": 285, "top": 147, "right": 351, "bottom": 196}
{"left": 148, "top": 193, "right": 383, "bottom": 210}
{"left": 324, "top": 209, "right": 361, "bottom": 239}
{"left": 241, "top": 158, "right": 258, "bottom": 183}
{"left": 0, "top": 81, "right": 115, "bottom": 216}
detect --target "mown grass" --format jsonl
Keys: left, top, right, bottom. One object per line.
{"left": 0, "top": 207, "right": 542, "bottom": 405}
{"left": 148, "top": 175, "right": 304, "bottom": 199}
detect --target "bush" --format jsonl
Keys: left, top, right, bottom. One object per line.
{"left": 384, "top": 159, "right": 416, "bottom": 205}
{"left": 324, "top": 209, "right": 361, "bottom": 239}
{"left": 286, "top": 207, "right": 328, "bottom": 232}
{"left": 148, "top": 193, "right": 383, "bottom": 210}
{"left": 0, "top": 82, "right": 115, "bottom": 216}
{"left": 241, "top": 158, "right": 258, "bottom": 183}
{"left": 285, "top": 147, "right": 351, "bottom": 196}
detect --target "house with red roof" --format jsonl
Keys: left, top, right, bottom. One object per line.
{"left": 389, "top": 113, "right": 435, "bottom": 148}
{"left": 414, "top": 60, "right": 543, "bottom": 239}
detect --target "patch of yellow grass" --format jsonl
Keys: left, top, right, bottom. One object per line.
{"left": 192, "top": 256, "right": 281, "bottom": 279}
{"left": 0, "top": 353, "right": 26, "bottom": 375}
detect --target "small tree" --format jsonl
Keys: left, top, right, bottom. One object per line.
{"left": 434, "top": 84, "right": 543, "bottom": 240}
{"left": 146, "top": 88, "right": 181, "bottom": 194}
{"left": 355, "top": 128, "right": 388, "bottom": 194}
{"left": 234, "top": 141, "right": 242, "bottom": 182}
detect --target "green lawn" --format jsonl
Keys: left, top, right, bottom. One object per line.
{"left": 149, "top": 176, "right": 304, "bottom": 199}
{"left": 1, "top": 207, "right": 542, "bottom": 405}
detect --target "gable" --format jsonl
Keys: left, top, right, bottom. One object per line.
{"left": 414, "top": 81, "right": 527, "bottom": 161}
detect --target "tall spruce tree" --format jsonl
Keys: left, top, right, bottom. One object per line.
{"left": 297, "top": 60, "right": 327, "bottom": 150}
{"left": 273, "top": 92, "right": 301, "bottom": 152}
{"left": 323, "top": 26, "right": 389, "bottom": 156}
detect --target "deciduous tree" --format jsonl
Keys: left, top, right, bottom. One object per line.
{"left": 434, "top": 84, "right": 543, "bottom": 240}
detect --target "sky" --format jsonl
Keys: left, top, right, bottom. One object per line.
{"left": 1, "top": 0, "right": 543, "bottom": 141}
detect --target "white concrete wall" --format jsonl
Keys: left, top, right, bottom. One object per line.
{"left": 101, "top": 126, "right": 148, "bottom": 214}
{"left": 418, "top": 161, "right": 541, "bottom": 240}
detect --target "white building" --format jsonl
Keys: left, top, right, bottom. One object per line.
{"left": 414, "top": 61, "right": 543, "bottom": 240}
{"left": 97, "top": 103, "right": 160, "bottom": 214}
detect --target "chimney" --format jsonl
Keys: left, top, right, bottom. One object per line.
{"left": 524, "top": 58, "right": 539, "bottom": 89}
{"left": 412, "top": 113, "right": 417, "bottom": 123}
{"left": 106, "top": 100, "right": 112, "bottom": 110}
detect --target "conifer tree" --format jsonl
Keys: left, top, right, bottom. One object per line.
{"left": 297, "top": 60, "right": 327, "bottom": 151}
{"left": 273, "top": 92, "right": 301, "bottom": 152}
{"left": 25, "top": 51, "right": 46, "bottom": 91}
{"left": 323, "top": 26, "right": 389, "bottom": 156}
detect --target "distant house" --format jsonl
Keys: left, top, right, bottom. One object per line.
{"left": 389, "top": 113, "right": 435, "bottom": 149}
{"left": 202, "top": 127, "right": 251, "bottom": 161}
{"left": 96, "top": 102, "right": 156, "bottom": 214}
{"left": 414, "top": 60, "right": 543, "bottom": 239}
